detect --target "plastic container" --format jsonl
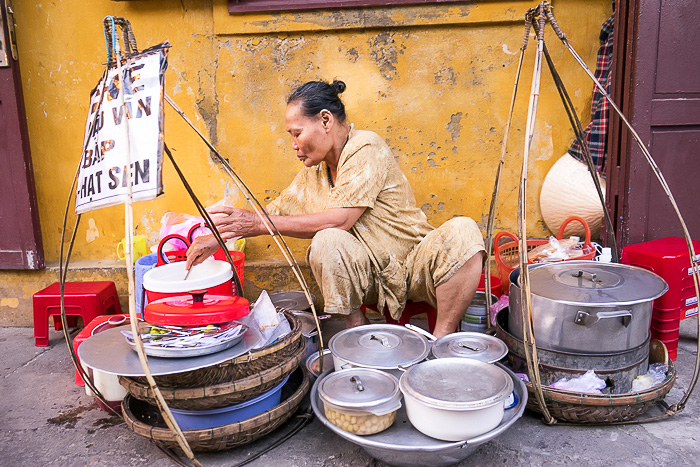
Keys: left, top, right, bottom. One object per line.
{"left": 170, "top": 376, "right": 289, "bottom": 430}
{"left": 144, "top": 291, "right": 249, "bottom": 326}
{"left": 143, "top": 259, "right": 233, "bottom": 302}
{"left": 596, "top": 247, "right": 613, "bottom": 263}
{"left": 135, "top": 253, "right": 158, "bottom": 317}
{"left": 460, "top": 321, "right": 488, "bottom": 333}
{"left": 318, "top": 368, "right": 402, "bottom": 436}
{"left": 75, "top": 314, "right": 136, "bottom": 413}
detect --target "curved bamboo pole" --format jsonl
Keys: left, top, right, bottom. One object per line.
{"left": 164, "top": 95, "right": 326, "bottom": 373}
{"left": 484, "top": 15, "right": 532, "bottom": 330}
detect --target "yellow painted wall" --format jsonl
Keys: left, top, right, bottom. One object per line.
{"left": 1, "top": 0, "right": 611, "bottom": 325}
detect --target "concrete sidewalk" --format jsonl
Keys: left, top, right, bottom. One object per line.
{"left": 2, "top": 318, "right": 700, "bottom": 467}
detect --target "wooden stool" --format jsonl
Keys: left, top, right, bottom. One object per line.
{"left": 362, "top": 301, "right": 438, "bottom": 334}
{"left": 33, "top": 281, "right": 122, "bottom": 347}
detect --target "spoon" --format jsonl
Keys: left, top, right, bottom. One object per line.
{"left": 404, "top": 323, "right": 438, "bottom": 342}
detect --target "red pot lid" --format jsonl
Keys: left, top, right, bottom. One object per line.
{"left": 144, "top": 290, "right": 250, "bottom": 326}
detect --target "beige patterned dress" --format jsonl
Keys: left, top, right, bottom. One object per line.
{"left": 267, "top": 127, "right": 485, "bottom": 319}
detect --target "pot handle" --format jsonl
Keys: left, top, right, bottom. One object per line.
{"left": 350, "top": 376, "right": 365, "bottom": 391}
{"left": 574, "top": 310, "right": 632, "bottom": 328}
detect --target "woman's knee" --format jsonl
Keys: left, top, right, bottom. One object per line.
{"left": 308, "top": 228, "right": 358, "bottom": 267}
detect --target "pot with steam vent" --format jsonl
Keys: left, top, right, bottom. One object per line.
{"left": 509, "top": 261, "right": 667, "bottom": 353}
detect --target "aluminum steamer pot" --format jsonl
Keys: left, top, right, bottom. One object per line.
{"left": 399, "top": 358, "right": 513, "bottom": 441}
{"left": 509, "top": 261, "right": 668, "bottom": 353}
{"left": 329, "top": 324, "right": 430, "bottom": 378}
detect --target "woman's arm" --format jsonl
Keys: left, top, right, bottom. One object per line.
{"left": 209, "top": 205, "right": 366, "bottom": 239}
{"left": 185, "top": 205, "right": 365, "bottom": 269}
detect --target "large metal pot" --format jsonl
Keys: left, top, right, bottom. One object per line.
{"left": 508, "top": 261, "right": 667, "bottom": 353}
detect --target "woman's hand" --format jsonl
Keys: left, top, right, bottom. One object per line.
{"left": 206, "top": 206, "right": 262, "bottom": 239}
{"left": 185, "top": 235, "right": 220, "bottom": 270}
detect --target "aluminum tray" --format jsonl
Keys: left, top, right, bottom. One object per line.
{"left": 77, "top": 325, "right": 262, "bottom": 376}
{"left": 125, "top": 325, "right": 247, "bottom": 358}
{"left": 310, "top": 363, "right": 526, "bottom": 467}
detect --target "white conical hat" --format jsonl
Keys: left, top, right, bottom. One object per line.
{"left": 539, "top": 153, "right": 606, "bottom": 239}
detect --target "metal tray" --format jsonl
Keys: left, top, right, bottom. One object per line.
{"left": 78, "top": 325, "right": 262, "bottom": 376}
{"left": 310, "top": 363, "right": 526, "bottom": 467}
{"left": 125, "top": 326, "right": 247, "bottom": 358}
{"left": 268, "top": 291, "right": 315, "bottom": 311}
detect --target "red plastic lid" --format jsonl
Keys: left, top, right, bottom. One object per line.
{"left": 144, "top": 290, "right": 250, "bottom": 326}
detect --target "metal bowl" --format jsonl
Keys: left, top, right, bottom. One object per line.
{"left": 310, "top": 363, "right": 526, "bottom": 467}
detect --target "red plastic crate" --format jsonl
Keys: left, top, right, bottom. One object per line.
{"left": 621, "top": 237, "right": 700, "bottom": 318}
{"left": 651, "top": 316, "right": 681, "bottom": 333}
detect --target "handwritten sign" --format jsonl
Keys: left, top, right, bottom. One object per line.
{"left": 76, "top": 44, "right": 169, "bottom": 214}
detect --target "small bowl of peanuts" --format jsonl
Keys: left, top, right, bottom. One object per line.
{"left": 317, "top": 368, "right": 402, "bottom": 436}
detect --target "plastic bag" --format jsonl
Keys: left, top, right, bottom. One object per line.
{"left": 631, "top": 363, "right": 669, "bottom": 392}
{"left": 527, "top": 236, "right": 583, "bottom": 263}
{"left": 490, "top": 294, "right": 510, "bottom": 326}
{"left": 157, "top": 198, "right": 246, "bottom": 254}
{"left": 550, "top": 369, "right": 607, "bottom": 394}
{"left": 239, "top": 290, "right": 291, "bottom": 349}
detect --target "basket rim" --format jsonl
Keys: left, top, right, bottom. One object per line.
{"left": 122, "top": 368, "right": 310, "bottom": 442}
{"left": 119, "top": 338, "right": 306, "bottom": 400}
{"left": 226, "top": 310, "right": 303, "bottom": 364}
{"left": 525, "top": 359, "right": 676, "bottom": 406}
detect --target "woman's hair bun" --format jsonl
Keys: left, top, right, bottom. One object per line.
{"left": 331, "top": 80, "right": 346, "bottom": 95}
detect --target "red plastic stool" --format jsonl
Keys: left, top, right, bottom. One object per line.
{"left": 362, "top": 301, "right": 438, "bottom": 334}
{"left": 33, "top": 281, "right": 122, "bottom": 347}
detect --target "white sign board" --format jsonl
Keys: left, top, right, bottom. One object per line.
{"left": 75, "top": 44, "right": 168, "bottom": 214}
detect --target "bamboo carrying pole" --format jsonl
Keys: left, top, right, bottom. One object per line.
{"left": 108, "top": 19, "right": 202, "bottom": 466}
{"left": 57, "top": 17, "right": 203, "bottom": 465}
{"left": 483, "top": 15, "right": 532, "bottom": 329}
{"left": 491, "top": 1, "right": 700, "bottom": 423}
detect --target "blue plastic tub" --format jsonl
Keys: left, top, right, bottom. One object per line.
{"left": 170, "top": 376, "right": 290, "bottom": 430}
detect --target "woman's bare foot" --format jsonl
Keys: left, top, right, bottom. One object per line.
{"left": 345, "top": 308, "right": 370, "bottom": 328}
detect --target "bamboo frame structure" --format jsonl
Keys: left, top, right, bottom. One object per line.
{"left": 487, "top": 1, "right": 700, "bottom": 423}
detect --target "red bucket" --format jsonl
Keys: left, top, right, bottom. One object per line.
{"left": 478, "top": 273, "right": 502, "bottom": 297}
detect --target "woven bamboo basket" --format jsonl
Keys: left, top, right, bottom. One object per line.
{"left": 524, "top": 346, "right": 676, "bottom": 424}
{"left": 119, "top": 337, "right": 306, "bottom": 410}
{"left": 122, "top": 367, "right": 310, "bottom": 452}
{"left": 130, "top": 311, "right": 303, "bottom": 388}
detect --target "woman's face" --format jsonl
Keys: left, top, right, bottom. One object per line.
{"left": 285, "top": 102, "right": 333, "bottom": 168}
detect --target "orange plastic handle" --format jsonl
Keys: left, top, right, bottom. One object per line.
{"left": 493, "top": 230, "right": 520, "bottom": 251}
{"left": 556, "top": 216, "right": 593, "bottom": 249}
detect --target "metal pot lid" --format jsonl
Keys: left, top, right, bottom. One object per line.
{"left": 399, "top": 358, "right": 513, "bottom": 410}
{"left": 318, "top": 368, "right": 401, "bottom": 413}
{"left": 268, "top": 291, "right": 316, "bottom": 311}
{"left": 329, "top": 324, "right": 430, "bottom": 369}
{"left": 527, "top": 261, "right": 668, "bottom": 305}
{"left": 431, "top": 333, "right": 508, "bottom": 363}
{"left": 291, "top": 311, "right": 319, "bottom": 338}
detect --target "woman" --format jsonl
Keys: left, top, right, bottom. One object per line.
{"left": 187, "top": 80, "right": 485, "bottom": 338}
